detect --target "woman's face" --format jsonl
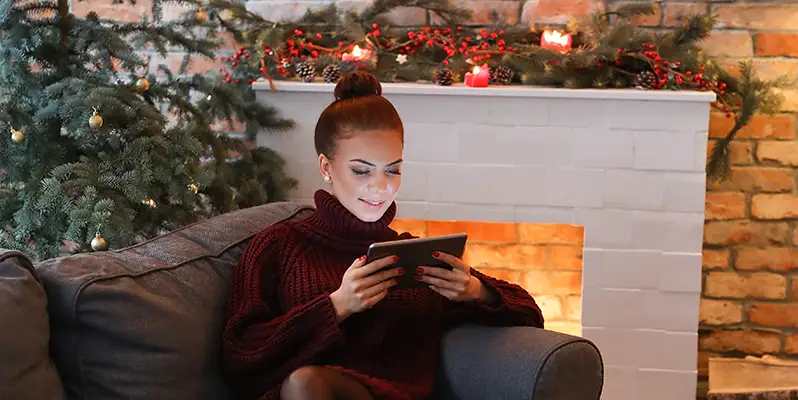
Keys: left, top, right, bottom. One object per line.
{"left": 318, "top": 129, "right": 403, "bottom": 222}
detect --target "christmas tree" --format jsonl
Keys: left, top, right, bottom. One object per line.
{"left": 0, "top": 0, "right": 296, "bottom": 260}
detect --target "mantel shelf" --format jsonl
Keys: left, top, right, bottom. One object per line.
{"left": 252, "top": 78, "right": 717, "bottom": 103}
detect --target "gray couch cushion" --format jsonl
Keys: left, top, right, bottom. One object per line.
{"left": 0, "top": 250, "right": 66, "bottom": 400}
{"left": 35, "top": 202, "right": 313, "bottom": 400}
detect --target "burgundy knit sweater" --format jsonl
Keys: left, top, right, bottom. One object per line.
{"left": 221, "top": 190, "right": 544, "bottom": 400}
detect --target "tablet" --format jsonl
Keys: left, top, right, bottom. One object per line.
{"left": 366, "top": 233, "right": 468, "bottom": 290}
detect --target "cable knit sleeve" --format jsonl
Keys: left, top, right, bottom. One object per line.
{"left": 220, "top": 227, "right": 345, "bottom": 394}
{"left": 444, "top": 268, "right": 545, "bottom": 329}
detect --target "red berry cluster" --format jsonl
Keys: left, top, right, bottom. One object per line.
{"left": 218, "top": 46, "right": 254, "bottom": 84}
{"left": 394, "top": 26, "right": 512, "bottom": 65}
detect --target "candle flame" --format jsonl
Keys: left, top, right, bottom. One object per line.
{"left": 352, "top": 45, "right": 362, "bottom": 57}
{"left": 473, "top": 65, "right": 480, "bottom": 74}
{"left": 542, "top": 30, "right": 570, "bottom": 46}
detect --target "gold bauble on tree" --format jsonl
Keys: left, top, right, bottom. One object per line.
{"left": 187, "top": 183, "right": 199, "bottom": 194}
{"left": 89, "top": 108, "right": 103, "bottom": 130}
{"left": 135, "top": 77, "right": 150, "bottom": 93}
{"left": 195, "top": 9, "right": 207, "bottom": 23}
{"left": 10, "top": 128, "right": 24, "bottom": 143}
{"left": 90, "top": 232, "right": 108, "bottom": 251}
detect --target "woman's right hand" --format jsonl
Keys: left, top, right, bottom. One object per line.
{"left": 330, "top": 255, "right": 403, "bottom": 321}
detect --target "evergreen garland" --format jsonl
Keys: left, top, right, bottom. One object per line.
{"left": 206, "top": 0, "right": 789, "bottom": 183}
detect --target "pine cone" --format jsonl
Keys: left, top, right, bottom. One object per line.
{"left": 296, "top": 61, "right": 316, "bottom": 83}
{"left": 322, "top": 64, "right": 342, "bottom": 83}
{"left": 435, "top": 67, "right": 454, "bottom": 86}
{"left": 634, "top": 70, "right": 657, "bottom": 89}
{"left": 490, "top": 65, "right": 514, "bottom": 85}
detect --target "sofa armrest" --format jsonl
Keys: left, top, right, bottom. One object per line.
{"left": 434, "top": 325, "right": 603, "bottom": 400}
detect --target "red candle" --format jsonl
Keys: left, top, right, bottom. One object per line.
{"left": 464, "top": 65, "right": 489, "bottom": 87}
{"left": 540, "top": 29, "right": 572, "bottom": 52}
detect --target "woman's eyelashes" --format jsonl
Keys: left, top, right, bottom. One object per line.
{"left": 349, "top": 168, "right": 401, "bottom": 176}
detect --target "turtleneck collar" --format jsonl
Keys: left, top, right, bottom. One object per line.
{"left": 295, "top": 190, "right": 399, "bottom": 251}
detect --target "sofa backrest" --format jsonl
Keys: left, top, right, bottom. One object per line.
{"left": 35, "top": 201, "right": 314, "bottom": 400}
{"left": 0, "top": 250, "right": 66, "bottom": 400}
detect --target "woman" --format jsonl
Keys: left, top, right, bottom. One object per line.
{"left": 221, "top": 71, "right": 544, "bottom": 400}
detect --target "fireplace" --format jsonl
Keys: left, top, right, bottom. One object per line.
{"left": 254, "top": 80, "right": 714, "bottom": 400}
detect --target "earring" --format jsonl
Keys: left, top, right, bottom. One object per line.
{"left": 323, "top": 175, "right": 331, "bottom": 183}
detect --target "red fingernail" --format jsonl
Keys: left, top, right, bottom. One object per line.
{"left": 416, "top": 267, "right": 423, "bottom": 272}
{"left": 432, "top": 251, "right": 440, "bottom": 258}
{"left": 415, "top": 274, "right": 422, "bottom": 280}
{"left": 359, "top": 255, "right": 366, "bottom": 261}
{"left": 397, "top": 269, "right": 405, "bottom": 275}
{"left": 393, "top": 256, "right": 400, "bottom": 262}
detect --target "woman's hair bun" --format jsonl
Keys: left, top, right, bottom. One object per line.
{"left": 334, "top": 71, "right": 382, "bottom": 101}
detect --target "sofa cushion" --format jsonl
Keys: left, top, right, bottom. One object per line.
{"left": 0, "top": 250, "right": 66, "bottom": 400}
{"left": 35, "top": 202, "right": 313, "bottom": 400}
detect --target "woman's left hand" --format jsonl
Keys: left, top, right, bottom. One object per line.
{"left": 416, "top": 251, "right": 490, "bottom": 302}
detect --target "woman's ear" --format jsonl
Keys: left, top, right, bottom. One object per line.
{"left": 318, "top": 153, "right": 332, "bottom": 183}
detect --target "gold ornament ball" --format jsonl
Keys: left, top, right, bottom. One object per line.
{"left": 187, "top": 183, "right": 199, "bottom": 194}
{"left": 135, "top": 77, "right": 150, "bottom": 93}
{"left": 10, "top": 129, "right": 24, "bottom": 144}
{"left": 195, "top": 10, "right": 207, "bottom": 23}
{"left": 89, "top": 113, "right": 104, "bottom": 130}
{"left": 91, "top": 234, "right": 108, "bottom": 251}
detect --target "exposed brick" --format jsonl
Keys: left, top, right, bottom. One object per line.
{"left": 699, "top": 299, "right": 743, "bottom": 325}
{"left": 703, "top": 221, "right": 790, "bottom": 247}
{"left": 563, "top": 295, "right": 581, "bottom": 321}
{"left": 698, "top": 329, "right": 781, "bottom": 354}
{"left": 381, "top": 6, "right": 428, "bottom": 26}
{"left": 780, "top": 90, "right": 798, "bottom": 113}
{"left": 663, "top": 3, "right": 707, "bottom": 27}
{"left": 534, "top": 295, "right": 563, "bottom": 320}
{"left": 520, "top": 0, "right": 604, "bottom": 25}
{"left": 431, "top": 0, "right": 520, "bottom": 25}
{"left": 518, "top": 224, "right": 584, "bottom": 245}
{"left": 751, "top": 194, "right": 798, "bottom": 220}
{"left": 791, "top": 279, "right": 798, "bottom": 300}
{"left": 705, "top": 192, "right": 746, "bottom": 220}
{"left": 736, "top": 248, "right": 798, "bottom": 272}
{"left": 709, "top": 114, "right": 795, "bottom": 140}
{"left": 549, "top": 245, "right": 583, "bottom": 271}
{"left": 749, "top": 303, "right": 798, "bottom": 328}
{"left": 713, "top": 5, "right": 798, "bottom": 30}
{"left": 794, "top": 229, "right": 798, "bottom": 246}
{"left": 702, "top": 249, "right": 730, "bottom": 270}
{"left": 704, "top": 271, "right": 787, "bottom": 299}
{"left": 697, "top": 31, "right": 753, "bottom": 58}
{"left": 707, "top": 140, "right": 753, "bottom": 166}
{"left": 428, "top": 220, "right": 517, "bottom": 242}
{"left": 755, "top": 33, "right": 798, "bottom": 58}
{"left": 71, "top": 0, "right": 152, "bottom": 22}
{"left": 787, "top": 334, "right": 798, "bottom": 355}
{"left": 389, "top": 218, "right": 427, "bottom": 238}
{"left": 752, "top": 59, "right": 798, "bottom": 82}
{"left": 757, "top": 141, "right": 798, "bottom": 167}
{"left": 477, "top": 267, "right": 520, "bottom": 284}
{"left": 523, "top": 270, "right": 581, "bottom": 295}
{"left": 463, "top": 243, "right": 547, "bottom": 269}
{"left": 707, "top": 167, "right": 793, "bottom": 193}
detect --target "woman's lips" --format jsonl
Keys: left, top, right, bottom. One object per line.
{"left": 359, "top": 198, "right": 385, "bottom": 208}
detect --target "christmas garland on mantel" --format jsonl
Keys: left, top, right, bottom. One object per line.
{"left": 205, "top": 0, "right": 790, "bottom": 181}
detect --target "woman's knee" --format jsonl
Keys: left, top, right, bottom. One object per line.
{"left": 281, "top": 366, "right": 333, "bottom": 400}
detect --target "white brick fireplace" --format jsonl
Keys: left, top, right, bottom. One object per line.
{"left": 254, "top": 79, "right": 714, "bottom": 400}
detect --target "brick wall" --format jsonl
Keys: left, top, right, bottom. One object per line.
{"left": 71, "top": 0, "right": 798, "bottom": 397}
{"left": 389, "top": 219, "right": 584, "bottom": 337}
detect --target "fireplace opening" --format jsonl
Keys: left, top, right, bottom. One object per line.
{"left": 389, "top": 218, "right": 584, "bottom": 337}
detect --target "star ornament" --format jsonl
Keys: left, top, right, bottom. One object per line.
{"left": 396, "top": 54, "right": 408, "bottom": 65}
